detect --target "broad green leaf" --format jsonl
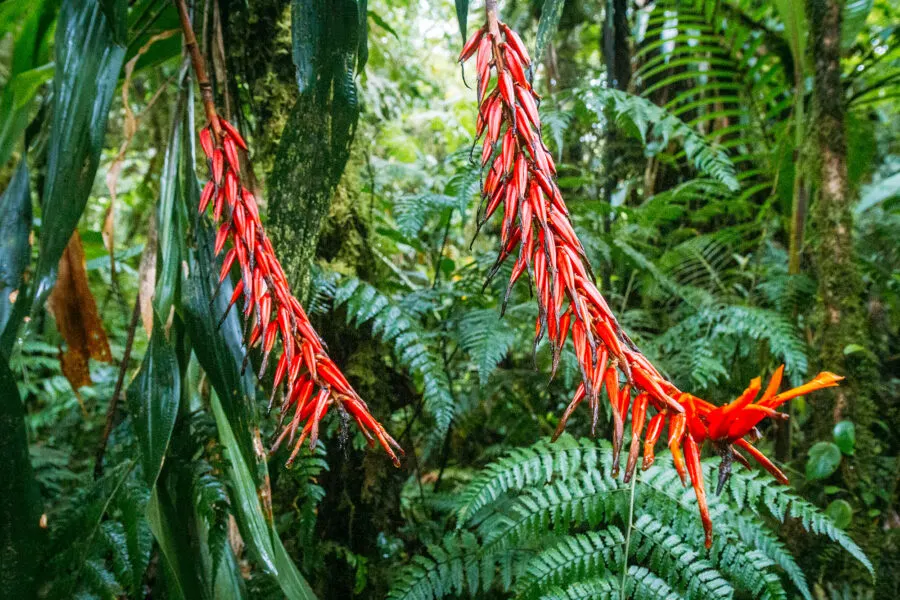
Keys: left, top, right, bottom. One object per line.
{"left": 29, "top": 0, "right": 126, "bottom": 314}
{"left": 806, "top": 441, "right": 842, "bottom": 481}
{"left": 147, "top": 484, "right": 205, "bottom": 600}
{"left": 0, "top": 160, "right": 32, "bottom": 338}
{"left": 455, "top": 0, "right": 469, "bottom": 42}
{"left": 211, "top": 392, "right": 317, "bottom": 600}
{"left": 833, "top": 421, "right": 856, "bottom": 456}
{"left": 536, "top": 0, "right": 566, "bottom": 65}
{"left": 127, "top": 318, "right": 181, "bottom": 489}
{"left": 0, "top": 357, "right": 41, "bottom": 597}
{"left": 155, "top": 71, "right": 190, "bottom": 326}
{"left": 826, "top": 499, "right": 853, "bottom": 529}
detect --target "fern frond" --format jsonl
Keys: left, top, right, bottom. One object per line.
{"left": 455, "top": 435, "right": 604, "bottom": 525}
{"left": 332, "top": 277, "right": 455, "bottom": 444}
{"left": 516, "top": 529, "right": 625, "bottom": 599}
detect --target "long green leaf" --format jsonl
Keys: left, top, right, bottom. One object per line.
{"left": 0, "top": 160, "right": 32, "bottom": 338}
{"left": 0, "top": 357, "right": 41, "bottom": 598}
{"left": 127, "top": 319, "right": 181, "bottom": 489}
{"left": 536, "top": 0, "right": 566, "bottom": 65}
{"left": 211, "top": 392, "right": 317, "bottom": 600}
{"left": 29, "top": 0, "right": 126, "bottom": 314}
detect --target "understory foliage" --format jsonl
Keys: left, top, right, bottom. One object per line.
{"left": 0, "top": 0, "right": 897, "bottom": 598}
{"left": 386, "top": 436, "right": 871, "bottom": 600}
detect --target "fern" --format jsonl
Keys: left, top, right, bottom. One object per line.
{"left": 580, "top": 88, "right": 740, "bottom": 191}
{"left": 332, "top": 277, "right": 455, "bottom": 445}
{"left": 456, "top": 308, "right": 516, "bottom": 385}
{"left": 390, "top": 438, "right": 871, "bottom": 600}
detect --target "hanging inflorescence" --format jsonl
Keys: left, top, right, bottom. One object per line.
{"left": 459, "top": 8, "right": 843, "bottom": 547}
{"left": 196, "top": 120, "right": 402, "bottom": 467}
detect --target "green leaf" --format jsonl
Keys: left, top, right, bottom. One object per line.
{"left": 455, "top": 0, "right": 469, "bottom": 42}
{"left": 0, "top": 160, "right": 32, "bottom": 339}
{"left": 0, "top": 357, "right": 41, "bottom": 596}
{"left": 127, "top": 318, "right": 181, "bottom": 489}
{"left": 825, "top": 500, "right": 853, "bottom": 529}
{"left": 536, "top": 0, "right": 565, "bottom": 65}
{"left": 29, "top": 0, "right": 127, "bottom": 315}
{"left": 211, "top": 392, "right": 317, "bottom": 600}
{"left": 832, "top": 421, "right": 856, "bottom": 455}
{"left": 842, "top": 0, "right": 872, "bottom": 49}
{"left": 774, "top": 0, "right": 808, "bottom": 76}
{"left": 806, "top": 442, "right": 842, "bottom": 481}
{"left": 147, "top": 484, "right": 206, "bottom": 600}
{"left": 154, "top": 79, "right": 190, "bottom": 326}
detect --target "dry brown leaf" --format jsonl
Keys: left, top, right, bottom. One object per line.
{"left": 47, "top": 232, "right": 113, "bottom": 390}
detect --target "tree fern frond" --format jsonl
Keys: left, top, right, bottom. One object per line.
{"left": 516, "top": 529, "right": 625, "bottom": 599}
{"left": 456, "top": 308, "right": 517, "bottom": 385}
{"left": 455, "top": 436, "right": 605, "bottom": 525}
{"left": 331, "top": 277, "right": 455, "bottom": 444}
{"left": 580, "top": 88, "right": 739, "bottom": 191}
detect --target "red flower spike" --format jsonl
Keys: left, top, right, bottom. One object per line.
{"left": 462, "top": 11, "right": 844, "bottom": 548}
{"left": 193, "top": 118, "right": 400, "bottom": 467}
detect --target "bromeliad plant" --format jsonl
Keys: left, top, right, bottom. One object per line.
{"left": 459, "top": 0, "right": 843, "bottom": 547}
{"left": 175, "top": 0, "right": 401, "bottom": 467}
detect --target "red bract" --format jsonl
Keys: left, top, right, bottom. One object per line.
{"left": 461, "top": 9, "right": 843, "bottom": 548}
{"left": 197, "top": 120, "right": 402, "bottom": 467}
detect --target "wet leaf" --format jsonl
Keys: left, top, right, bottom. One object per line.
{"left": 127, "top": 315, "right": 180, "bottom": 489}
{"left": 0, "top": 160, "right": 32, "bottom": 339}
{"left": 47, "top": 232, "right": 113, "bottom": 390}
{"left": 30, "top": 0, "right": 127, "bottom": 315}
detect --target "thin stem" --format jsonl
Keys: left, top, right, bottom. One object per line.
{"left": 620, "top": 471, "right": 638, "bottom": 600}
{"left": 94, "top": 294, "right": 142, "bottom": 479}
{"left": 173, "top": 0, "right": 221, "bottom": 138}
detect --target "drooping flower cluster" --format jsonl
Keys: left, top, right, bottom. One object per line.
{"left": 459, "top": 11, "right": 842, "bottom": 547}
{"left": 197, "top": 120, "right": 402, "bottom": 467}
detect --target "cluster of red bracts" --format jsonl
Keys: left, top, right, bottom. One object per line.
{"left": 460, "top": 18, "right": 843, "bottom": 547}
{"left": 197, "top": 119, "right": 402, "bottom": 467}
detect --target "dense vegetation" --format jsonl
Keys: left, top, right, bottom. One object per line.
{"left": 0, "top": 0, "right": 897, "bottom": 598}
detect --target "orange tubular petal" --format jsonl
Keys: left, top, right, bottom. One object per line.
{"left": 684, "top": 434, "right": 713, "bottom": 549}
{"left": 624, "top": 393, "right": 649, "bottom": 482}
{"left": 642, "top": 412, "right": 665, "bottom": 470}
{"left": 766, "top": 372, "right": 844, "bottom": 408}
{"left": 668, "top": 413, "right": 688, "bottom": 485}
{"left": 733, "top": 438, "right": 789, "bottom": 484}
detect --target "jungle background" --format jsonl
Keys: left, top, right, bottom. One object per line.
{"left": 0, "top": 0, "right": 898, "bottom": 598}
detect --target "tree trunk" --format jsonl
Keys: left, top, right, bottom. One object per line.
{"left": 807, "top": 0, "right": 876, "bottom": 469}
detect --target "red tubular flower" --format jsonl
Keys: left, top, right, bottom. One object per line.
{"left": 460, "top": 6, "right": 843, "bottom": 548}
{"left": 197, "top": 121, "right": 402, "bottom": 467}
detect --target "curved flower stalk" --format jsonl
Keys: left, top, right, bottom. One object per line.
{"left": 176, "top": 0, "right": 400, "bottom": 467}
{"left": 460, "top": 2, "right": 842, "bottom": 547}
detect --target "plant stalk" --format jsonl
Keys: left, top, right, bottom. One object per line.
{"left": 173, "top": 0, "right": 222, "bottom": 138}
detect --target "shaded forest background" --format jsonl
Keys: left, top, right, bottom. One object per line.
{"left": 0, "top": 0, "right": 898, "bottom": 598}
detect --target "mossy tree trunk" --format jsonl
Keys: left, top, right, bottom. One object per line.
{"left": 807, "top": 0, "right": 877, "bottom": 471}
